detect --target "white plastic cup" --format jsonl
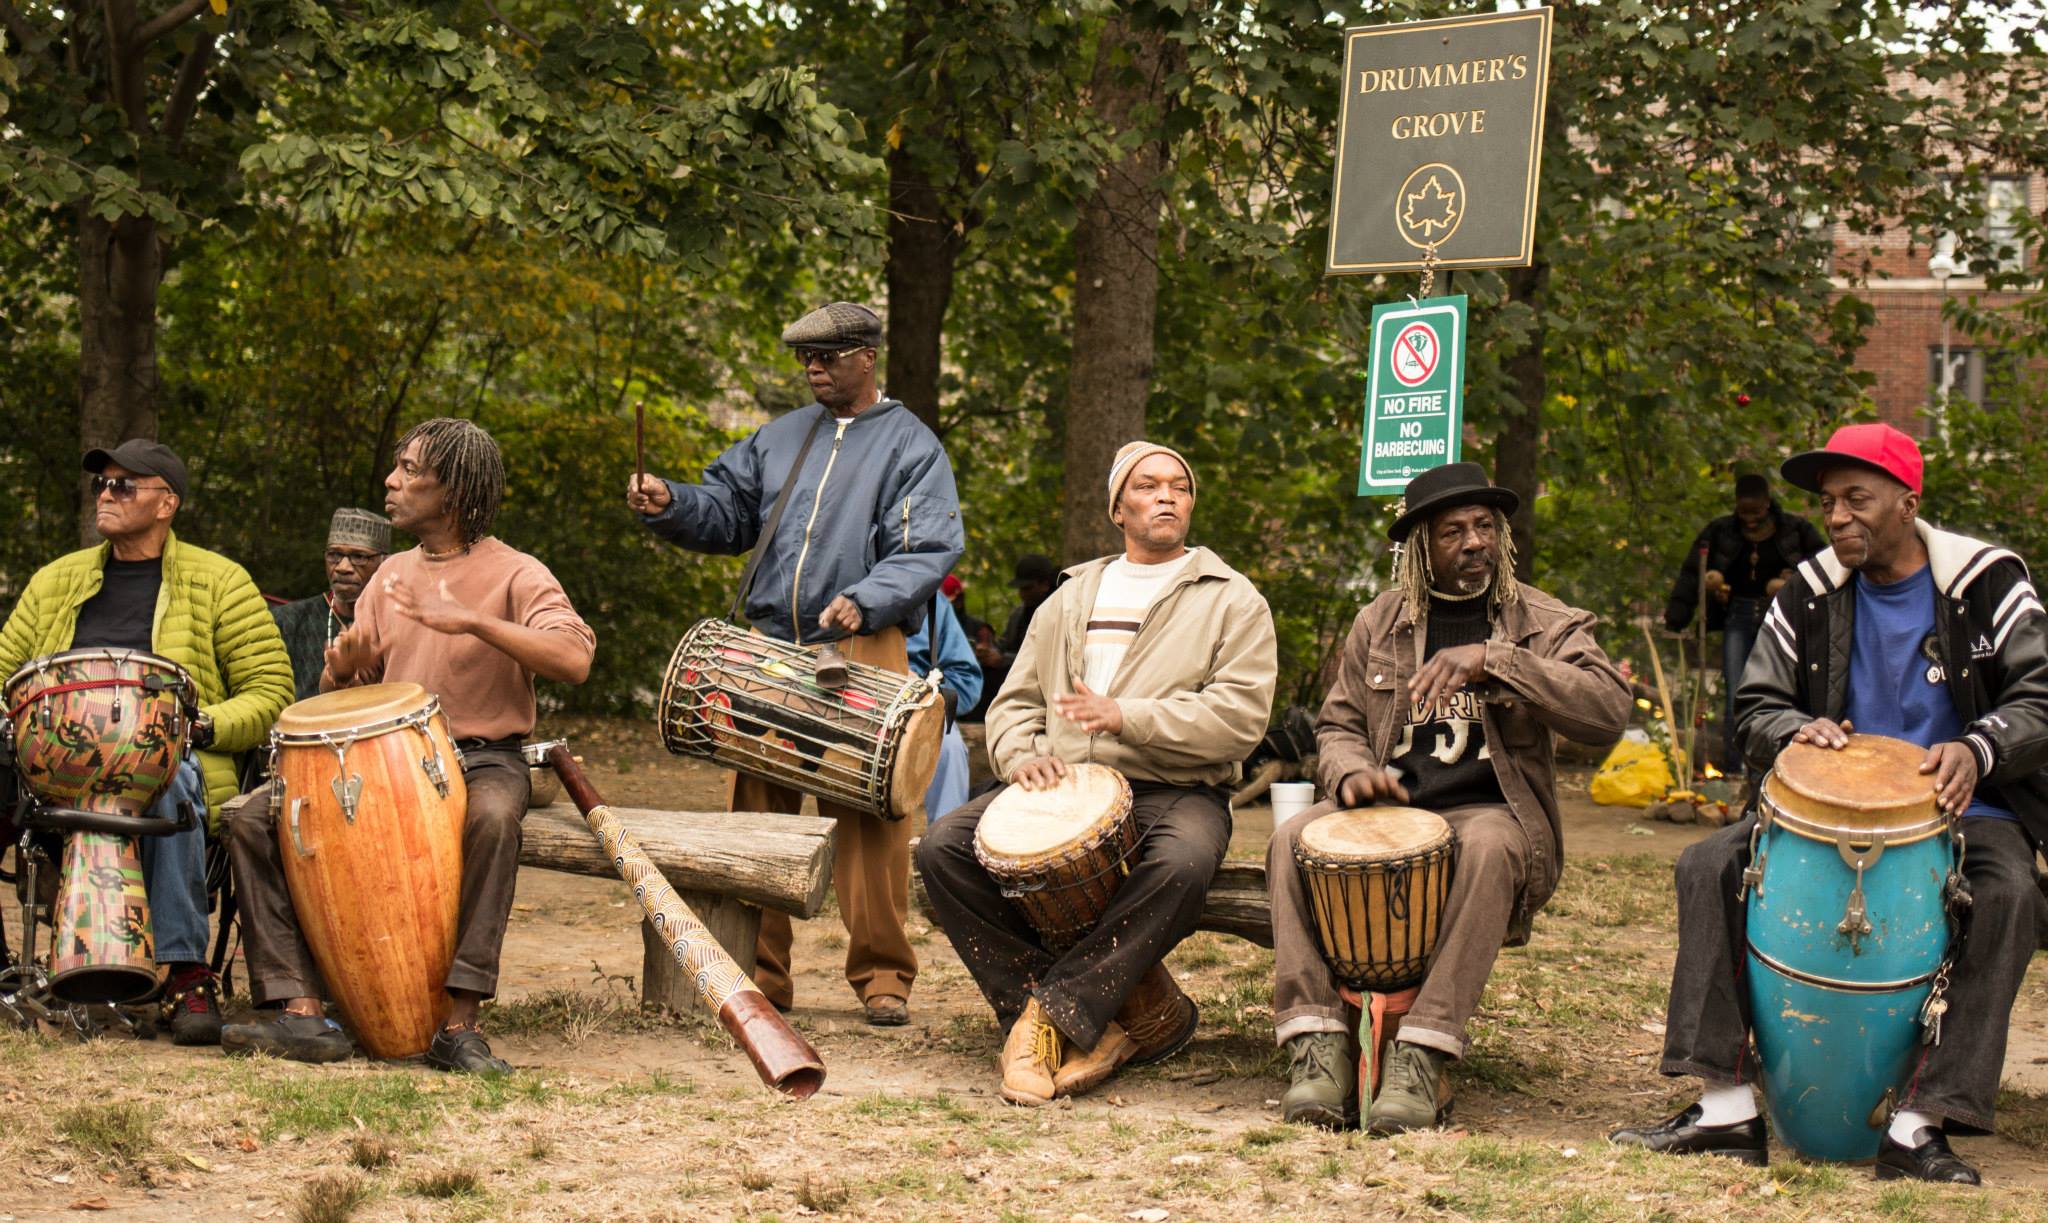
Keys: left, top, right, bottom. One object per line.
{"left": 1269, "top": 781, "right": 1316, "bottom": 825}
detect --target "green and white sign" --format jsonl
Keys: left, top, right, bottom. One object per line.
{"left": 1358, "top": 295, "right": 1466, "bottom": 495}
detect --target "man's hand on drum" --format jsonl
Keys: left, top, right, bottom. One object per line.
{"left": 1791, "top": 717, "right": 1853, "bottom": 749}
{"left": 625, "top": 473, "right": 672, "bottom": 515}
{"left": 1053, "top": 680, "right": 1122, "bottom": 736}
{"left": 1012, "top": 755, "right": 1069, "bottom": 791}
{"left": 324, "top": 624, "right": 379, "bottom": 685}
{"left": 1921, "top": 740, "right": 1980, "bottom": 817}
{"left": 1407, "top": 643, "right": 1488, "bottom": 712}
{"left": 817, "top": 596, "right": 864, "bottom": 635}
{"left": 389, "top": 577, "right": 478, "bottom": 636}
{"left": 1334, "top": 763, "right": 1410, "bottom": 806}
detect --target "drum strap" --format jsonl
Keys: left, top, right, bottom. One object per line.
{"left": 7, "top": 678, "right": 146, "bottom": 721}
{"left": 728, "top": 409, "right": 831, "bottom": 624}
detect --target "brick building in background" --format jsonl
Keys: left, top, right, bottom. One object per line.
{"left": 1834, "top": 170, "right": 2044, "bottom": 434}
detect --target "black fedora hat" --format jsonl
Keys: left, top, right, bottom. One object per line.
{"left": 1388, "top": 462, "right": 1518, "bottom": 543}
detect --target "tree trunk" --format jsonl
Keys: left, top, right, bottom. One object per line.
{"left": 1497, "top": 260, "right": 1548, "bottom": 580}
{"left": 76, "top": 208, "right": 163, "bottom": 544}
{"left": 1058, "top": 15, "right": 1177, "bottom": 566}
{"left": 884, "top": 141, "right": 964, "bottom": 436}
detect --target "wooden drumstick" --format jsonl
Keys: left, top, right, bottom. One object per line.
{"left": 633, "top": 400, "right": 646, "bottom": 497}
{"left": 539, "top": 742, "right": 825, "bottom": 1099}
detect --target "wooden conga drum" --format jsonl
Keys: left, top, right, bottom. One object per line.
{"left": 269, "top": 683, "right": 466, "bottom": 1058}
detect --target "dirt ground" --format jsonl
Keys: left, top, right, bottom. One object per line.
{"left": 2, "top": 714, "right": 2045, "bottom": 1222}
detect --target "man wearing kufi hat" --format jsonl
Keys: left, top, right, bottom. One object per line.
{"left": 629, "top": 301, "right": 964, "bottom": 1028}
{"left": 1268, "top": 462, "right": 1630, "bottom": 1134}
{"left": 918, "top": 440, "right": 1278, "bottom": 1105}
{"left": 1615, "top": 424, "right": 2048, "bottom": 1185}
{"left": 271, "top": 508, "right": 392, "bottom": 701}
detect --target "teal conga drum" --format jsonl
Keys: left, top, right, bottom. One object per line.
{"left": 1745, "top": 735, "right": 1953, "bottom": 1162}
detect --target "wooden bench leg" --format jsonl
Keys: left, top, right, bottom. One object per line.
{"left": 639, "top": 889, "right": 762, "bottom": 1017}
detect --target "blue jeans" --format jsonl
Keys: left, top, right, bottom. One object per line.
{"left": 1721, "top": 598, "right": 1768, "bottom": 772}
{"left": 137, "top": 756, "right": 210, "bottom": 965}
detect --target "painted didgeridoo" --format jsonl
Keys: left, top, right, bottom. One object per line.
{"left": 536, "top": 740, "right": 825, "bottom": 1098}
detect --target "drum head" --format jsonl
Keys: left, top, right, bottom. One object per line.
{"left": 1769, "top": 734, "right": 1937, "bottom": 826}
{"left": 276, "top": 682, "right": 432, "bottom": 734}
{"left": 888, "top": 694, "right": 945, "bottom": 820}
{"left": 977, "top": 763, "right": 1131, "bottom": 862}
{"left": 1298, "top": 806, "right": 1450, "bottom": 863}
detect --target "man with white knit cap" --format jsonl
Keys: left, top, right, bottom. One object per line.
{"left": 918, "top": 441, "right": 1277, "bottom": 1105}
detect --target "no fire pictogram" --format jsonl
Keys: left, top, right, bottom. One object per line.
{"left": 1390, "top": 322, "right": 1439, "bottom": 386}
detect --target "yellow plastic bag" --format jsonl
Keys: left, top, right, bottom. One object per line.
{"left": 1589, "top": 739, "right": 1674, "bottom": 808}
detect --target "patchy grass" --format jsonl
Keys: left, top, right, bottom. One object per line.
{"left": 55, "top": 1101, "right": 156, "bottom": 1167}
{"left": 226, "top": 1061, "right": 545, "bottom": 1138}
{"left": 345, "top": 1133, "right": 398, "bottom": 1170}
{"left": 292, "top": 1172, "right": 372, "bottom": 1223}
{"left": 409, "top": 1167, "right": 484, "bottom": 1199}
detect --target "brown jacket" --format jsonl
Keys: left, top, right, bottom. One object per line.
{"left": 1315, "top": 583, "right": 1630, "bottom": 935}
{"left": 988, "top": 547, "right": 1278, "bottom": 787}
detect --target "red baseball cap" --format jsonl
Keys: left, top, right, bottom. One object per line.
{"left": 1780, "top": 423, "right": 1923, "bottom": 495}
{"left": 940, "top": 574, "right": 963, "bottom": 599}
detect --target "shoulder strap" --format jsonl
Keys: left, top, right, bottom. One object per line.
{"left": 728, "top": 410, "right": 830, "bottom": 623}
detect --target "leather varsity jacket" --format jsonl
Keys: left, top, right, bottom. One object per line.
{"left": 1734, "top": 521, "right": 2048, "bottom": 849}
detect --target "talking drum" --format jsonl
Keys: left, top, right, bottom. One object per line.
{"left": 269, "top": 683, "right": 467, "bottom": 1059}
{"left": 658, "top": 619, "right": 943, "bottom": 821}
{"left": 1745, "top": 734, "right": 1955, "bottom": 1163}
{"left": 4, "top": 648, "right": 196, "bottom": 1003}
{"left": 1294, "top": 808, "right": 1456, "bottom": 993}
{"left": 973, "top": 763, "right": 1137, "bottom": 951}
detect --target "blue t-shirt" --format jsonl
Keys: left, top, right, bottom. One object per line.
{"left": 1842, "top": 566, "right": 2014, "bottom": 820}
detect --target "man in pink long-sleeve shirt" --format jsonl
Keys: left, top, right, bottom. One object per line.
{"left": 223, "top": 418, "right": 594, "bottom": 1072}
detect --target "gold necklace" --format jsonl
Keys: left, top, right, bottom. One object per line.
{"left": 421, "top": 541, "right": 470, "bottom": 561}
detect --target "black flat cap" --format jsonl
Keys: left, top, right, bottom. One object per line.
{"left": 1388, "top": 462, "right": 1517, "bottom": 542}
{"left": 84, "top": 439, "right": 189, "bottom": 502}
{"left": 1009, "top": 553, "right": 1057, "bottom": 587}
{"left": 781, "top": 301, "right": 883, "bottom": 351}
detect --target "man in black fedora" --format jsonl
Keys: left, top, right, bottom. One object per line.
{"left": 1267, "top": 462, "right": 1630, "bottom": 1133}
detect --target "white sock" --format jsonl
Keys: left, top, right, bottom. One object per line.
{"left": 1695, "top": 1082, "right": 1759, "bottom": 1126}
{"left": 1888, "top": 1109, "right": 1940, "bottom": 1145}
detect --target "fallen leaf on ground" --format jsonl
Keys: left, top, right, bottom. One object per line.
{"left": 236, "top": 1138, "right": 260, "bottom": 1152}
{"left": 1127, "top": 1210, "right": 1169, "bottom": 1223}
{"left": 1170, "top": 1154, "right": 1203, "bottom": 1166}
{"left": 67, "top": 1199, "right": 110, "bottom": 1212}
{"left": 182, "top": 1153, "right": 213, "bottom": 1171}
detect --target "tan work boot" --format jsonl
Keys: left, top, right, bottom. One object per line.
{"left": 1000, "top": 999, "right": 1065, "bottom": 1106}
{"left": 1053, "top": 1023, "right": 1138, "bottom": 1097}
{"left": 1116, "top": 963, "right": 1199, "bottom": 1066}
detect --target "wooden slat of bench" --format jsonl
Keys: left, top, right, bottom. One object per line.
{"left": 909, "top": 842, "right": 1273, "bottom": 948}
{"left": 520, "top": 804, "right": 837, "bottom": 919}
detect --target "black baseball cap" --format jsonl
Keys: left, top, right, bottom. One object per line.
{"left": 84, "top": 439, "right": 189, "bottom": 502}
{"left": 1010, "top": 553, "right": 1057, "bottom": 587}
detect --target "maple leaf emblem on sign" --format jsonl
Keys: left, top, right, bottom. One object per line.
{"left": 1403, "top": 173, "right": 1459, "bottom": 240}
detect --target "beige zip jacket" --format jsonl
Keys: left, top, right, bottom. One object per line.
{"left": 987, "top": 547, "right": 1278, "bottom": 787}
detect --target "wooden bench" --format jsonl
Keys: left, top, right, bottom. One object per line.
{"left": 519, "top": 803, "right": 837, "bottom": 1015}
{"left": 908, "top": 845, "right": 1273, "bottom": 948}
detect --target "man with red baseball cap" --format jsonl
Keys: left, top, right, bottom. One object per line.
{"left": 1615, "top": 423, "right": 2048, "bottom": 1185}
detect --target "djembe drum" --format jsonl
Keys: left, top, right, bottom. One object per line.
{"left": 974, "top": 764, "right": 1197, "bottom": 1050}
{"left": 1294, "top": 806, "right": 1458, "bottom": 1100}
{"left": 1745, "top": 734, "right": 1955, "bottom": 1162}
{"left": 659, "top": 620, "right": 943, "bottom": 821}
{"left": 268, "top": 683, "right": 467, "bottom": 1058}
{"left": 4, "top": 648, "right": 197, "bottom": 1004}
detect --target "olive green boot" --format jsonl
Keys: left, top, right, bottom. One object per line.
{"left": 1281, "top": 1032, "right": 1355, "bottom": 1129}
{"left": 1367, "top": 1041, "right": 1453, "bottom": 1135}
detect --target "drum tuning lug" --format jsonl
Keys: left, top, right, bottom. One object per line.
{"left": 1738, "top": 863, "right": 1763, "bottom": 901}
{"left": 330, "top": 774, "right": 363, "bottom": 823}
{"left": 1867, "top": 1086, "right": 1898, "bottom": 1128}
{"left": 421, "top": 751, "right": 452, "bottom": 799}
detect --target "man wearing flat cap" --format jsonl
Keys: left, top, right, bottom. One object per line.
{"left": 919, "top": 440, "right": 1277, "bottom": 1106}
{"left": 1269, "top": 461, "right": 1629, "bottom": 1134}
{"left": 1615, "top": 424, "right": 2048, "bottom": 1185}
{"left": 627, "top": 301, "right": 964, "bottom": 1027}
{"left": 0, "top": 439, "right": 294, "bottom": 1044}
{"left": 272, "top": 508, "right": 392, "bottom": 701}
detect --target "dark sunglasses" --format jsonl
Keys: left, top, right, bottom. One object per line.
{"left": 794, "top": 345, "right": 870, "bottom": 369}
{"left": 324, "top": 549, "right": 382, "bottom": 569}
{"left": 91, "top": 475, "right": 172, "bottom": 501}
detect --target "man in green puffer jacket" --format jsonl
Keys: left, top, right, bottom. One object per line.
{"left": 0, "top": 440, "right": 294, "bottom": 1045}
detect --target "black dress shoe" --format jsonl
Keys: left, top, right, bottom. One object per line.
{"left": 1876, "top": 1128, "right": 1980, "bottom": 1185}
{"left": 1609, "top": 1103, "right": 1768, "bottom": 1166}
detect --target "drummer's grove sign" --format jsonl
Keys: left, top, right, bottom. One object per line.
{"left": 1327, "top": 8, "right": 1552, "bottom": 274}
{"left": 1358, "top": 295, "right": 1465, "bottom": 495}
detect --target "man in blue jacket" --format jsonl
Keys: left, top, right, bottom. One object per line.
{"left": 628, "top": 301, "right": 965, "bottom": 1026}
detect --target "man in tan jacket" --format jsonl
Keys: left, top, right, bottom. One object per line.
{"left": 917, "top": 441, "right": 1277, "bottom": 1106}
{"left": 1269, "top": 463, "right": 1629, "bottom": 1134}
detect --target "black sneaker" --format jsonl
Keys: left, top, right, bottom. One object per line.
{"left": 426, "top": 1026, "right": 511, "bottom": 1074}
{"left": 221, "top": 1012, "right": 352, "bottom": 1063}
{"left": 160, "top": 965, "right": 223, "bottom": 1047}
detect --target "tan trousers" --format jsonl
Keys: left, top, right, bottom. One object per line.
{"left": 744, "top": 628, "right": 917, "bottom": 1009}
{"left": 1269, "top": 799, "right": 1528, "bottom": 1058}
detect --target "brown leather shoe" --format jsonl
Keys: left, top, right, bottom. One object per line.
{"left": 1116, "top": 963, "right": 1198, "bottom": 1066}
{"left": 1053, "top": 1023, "right": 1138, "bottom": 1097}
{"left": 861, "top": 995, "right": 909, "bottom": 1027}
{"left": 999, "top": 999, "right": 1064, "bottom": 1106}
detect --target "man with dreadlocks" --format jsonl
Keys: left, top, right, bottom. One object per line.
{"left": 222, "top": 418, "right": 594, "bottom": 1072}
{"left": 1267, "top": 463, "right": 1630, "bottom": 1133}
